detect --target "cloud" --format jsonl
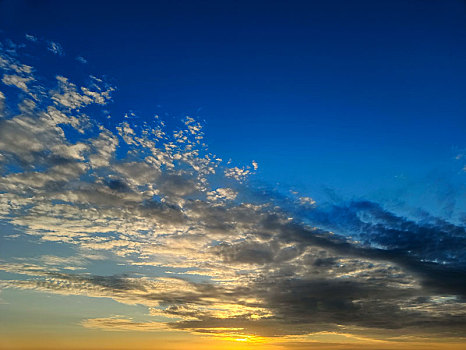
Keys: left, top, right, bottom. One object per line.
{"left": 4, "top": 261, "right": 465, "bottom": 339}
{"left": 299, "top": 196, "right": 316, "bottom": 206}
{"left": 302, "top": 200, "right": 466, "bottom": 268}
{"left": 52, "top": 75, "right": 114, "bottom": 110}
{"left": 0, "top": 45, "right": 35, "bottom": 96}
{"left": 207, "top": 188, "right": 238, "bottom": 202}
{"left": 0, "top": 90, "right": 4, "bottom": 112}
{"left": 82, "top": 317, "right": 168, "bottom": 331}
{"left": 224, "top": 166, "right": 251, "bottom": 182}
{"left": 1, "top": 36, "right": 466, "bottom": 344}
{"left": 76, "top": 56, "right": 87, "bottom": 64}
{"left": 2, "top": 74, "right": 33, "bottom": 92}
{"left": 25, "top": 34, "right": 37, "bottom": 42}
{"left": 47, "top": 41, "right": 64, "bottom": 56}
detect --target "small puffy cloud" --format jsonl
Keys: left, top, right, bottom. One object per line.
{"left": 52, "top": 75, "right": 114, "bottom": 110}
{"left": 2, "top": 74, "right": 33, "bottom": 92}
{"left": 299, "top": 196, "right": 316, "bottom": 206}
{"left": 47, "top": 41, "right": 64, "bottom": 56}
{"left": 224, "top": 166, "right": 250, "bottom": 182}
{"left": 207, "top": 188, "right": 238, "bottom": 202}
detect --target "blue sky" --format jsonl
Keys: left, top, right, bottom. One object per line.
{"left": 0, "top": 1, "right": 466, "bottom": 349}
{"left": 2, "top": 0, "right": 465, "bottom": 202}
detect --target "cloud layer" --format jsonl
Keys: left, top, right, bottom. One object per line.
{"left": 1, "top": 37, "right": 465, "bottom": 344}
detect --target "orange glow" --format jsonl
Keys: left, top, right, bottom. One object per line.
{"left": 2, "top": 330, "right": 466, "bottom": 350}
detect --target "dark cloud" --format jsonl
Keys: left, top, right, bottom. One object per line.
{"left": 105, "top": 178, "right": 130, "bottom": 192}
{"left": 303, "top": 201, "right": 466, "bottom": 265}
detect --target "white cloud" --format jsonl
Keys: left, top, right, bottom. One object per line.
{"left": 0, "top": 90, "right": 4, "bottom": 111}
{"left": 207, "top": 188, "right": 238, "bottom": 202}
{"left": 52, "top": 75, "right": 114, "bottom": 110}
{"left": 224, "top": 166, "right": 250, "bottom": 182}
{"left": 2, "top": 74, "right": 33, "bottom": 92}
{"left": 299, "top": 196, "right": 316, "bottom": 206}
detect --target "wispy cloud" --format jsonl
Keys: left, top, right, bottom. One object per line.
{"left": 25, "top": 34, "right": 38, "bottom": 42}
{"left": 47, "top": 41, "right": 64, "bottom": 56}
{"left": 82, "top": 317, "right": 168, "bottom": 331}
{"left": 76, "top": 56, "right": 87, "bottom": 64}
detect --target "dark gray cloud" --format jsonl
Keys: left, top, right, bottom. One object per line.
{"left": 8, "top": 264, "right": 465, "bottom": 338}
{"left": 303, "top": 201, "right": 466, "bottom": 265}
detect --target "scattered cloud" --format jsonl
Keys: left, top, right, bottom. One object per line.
{"left": 0, "top": 36, "right": 465, "bottom": 345}
{"left": 207, "top": 188, "right": 238, "bottom": 202}
{"left": 2, "top": 74, "right": 33, "bottom": 92}
{"left": 299, "top": 196, "right": 316, "bottom": 206}
{"left": 224, "top": 166, "right": 251, "bottom": 182}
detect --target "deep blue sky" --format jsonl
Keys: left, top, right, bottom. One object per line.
{"left": 1, "top": 0, "right": 465, "bottom": 204}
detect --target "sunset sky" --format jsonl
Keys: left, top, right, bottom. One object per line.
{"left": 0, "top": 1, "right": 466, "bottom": 349}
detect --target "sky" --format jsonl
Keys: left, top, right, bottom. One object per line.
{"left": 0, "top": 0, "right": 465, "bottom": 349}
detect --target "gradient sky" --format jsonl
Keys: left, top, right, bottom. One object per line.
{"left": 0, "top": 1, "right": 466, "bottom": 349}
